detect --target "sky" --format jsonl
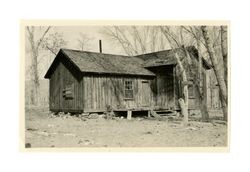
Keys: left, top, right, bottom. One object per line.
{"left": 25, "top": 26, "right": 128, "bottom": 80}
{"left": 54, "top": 26, "right": 125, "bottom": 55}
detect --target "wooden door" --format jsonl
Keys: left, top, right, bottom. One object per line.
{"left": 141, "top": 81, "right": 150, "bottom": 106}
{"left": 157, "top": 74, "right": 168, "bottom": 107}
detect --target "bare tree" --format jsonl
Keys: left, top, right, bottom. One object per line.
{"left": 221, "top": 26, "right": 228, "bottom": 89}
{"left": 43, "top": 32, "right": 67, "bottom": 55}
{"left": 160, "top": 26, "right": 189, "bottom": 126}
{"left": 101, "top": 26, "right": 168, "bottom": 56}
{"left": 181, "top": 26, "right": 210, "bottom": 121}
{"left": 26, "top": 26, "right": 51, "bottom": 105}
{"left": 201, "top": 26, "right": 228, "bottom": 121}
{"left": 26, "top": 27, "right": 67, "bottom": 106}
{"left": 76, "top": 33, "right": 93, "bottom": 51}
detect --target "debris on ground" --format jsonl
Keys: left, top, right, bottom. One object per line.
{"left": 25, "top": 108, "right": 227, "bottom": 147}
{"left": 27, "top": 128, "right": 38, "bottom": 131}
{"left": 81, "top": 113, "right": 89, "bottom": 117}
{"left": 104, "top": 105, "right": 116, "bottom": 119}
{"left": 78, "top": 139, "right": 94, "bottom": 146}
{"left": 212, "top": 120, "right": 227, "bottom": 125}
{"left": 150, "top": 110, "right": 162, "bottom": 119}
{"left": 88, "top": 113, "right": 99, "bottom": 119}
{"left": 185, "top": 127, "right": 197, "bottom": 131}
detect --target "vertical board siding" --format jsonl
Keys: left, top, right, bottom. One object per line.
{"left": 49, "top": 61, "right": 83, "bottom": 112}
{"left": 83, "top": 75, "right": 154, "bottom": 112}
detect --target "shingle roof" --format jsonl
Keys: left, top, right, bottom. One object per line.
{"left": 136, "top": 49, "right": 177, "bottom": 67}
{"left": 45, "top": 46, "right": 211, "bottom": 79}
{"left": 44, "top": 49, "right": 155, "bottom": 78}
{"left": 136, "top": 46, "right": 212, "bottom": 69}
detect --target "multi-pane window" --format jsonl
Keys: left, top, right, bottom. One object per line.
{"left": 124, "top": 80, "right": 134, "bottom": 99}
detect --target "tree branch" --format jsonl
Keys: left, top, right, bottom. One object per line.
{"left": 37, "top": 26, "right": 51, "bottom": 48}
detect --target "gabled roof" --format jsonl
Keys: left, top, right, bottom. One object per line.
{"left": 45, "top": 46, "right": 211, "bottom": 79}
{"left": 44, "top": 49, "right": 155, "bottom": 78}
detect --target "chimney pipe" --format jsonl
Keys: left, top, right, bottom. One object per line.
{"left": 99, "top": 40, "right": 102, "bottom": 53}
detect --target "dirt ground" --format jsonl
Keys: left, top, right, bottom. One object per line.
{"left": 24, "top": 108, "right": 228, "bottom": 148}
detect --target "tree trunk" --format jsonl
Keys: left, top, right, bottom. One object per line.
{"left": 201, "top": 26, "right": 228, "bottom": 121}
{"left": 221, "top": 26, "right": 228, "bottom": 89}
{"left": 179, "top": 98, "right": 188, "bottom": 126}
{"left": 200, "top": 72, "right": 209, "bottom": 121}
{"left": 197, "top": 41, "right": 209, "bottom": 121}
{"left": 26, "top": 26, "right": 51, "bottom": 106}
{"left": 30, "top": 49, "right": 39, "bottom": 105}
{"left": 174, "top": 52, "right": 189, "bottom": 126}
{"left": 160, "top": 27, "right": 189, "bottom": 126}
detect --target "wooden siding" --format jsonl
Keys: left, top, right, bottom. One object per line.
{"left": 49, "top": 61, "right": 83, "bottom": 112}
{"left": 147, "top": 66, "right": 175, "bottom": 110}
{"left": 83, "top": 75, "right": 154, "bottom": 112}
{"left": 206, "top": 70, "right": 222, "bottom": 109}
{"left": 48, "top": 57, "right": 220, "bottom": 113}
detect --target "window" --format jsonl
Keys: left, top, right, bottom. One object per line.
{"left": 124, "top": 80, "right": 134, "bottom": 99}
{"left": 63, "top": 84, "right": 74, "bottom": 99}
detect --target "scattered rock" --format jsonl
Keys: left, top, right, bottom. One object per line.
{"left": 83, "top": 139, "right": 93, "bottom": 146}
{"left": 186, "top": 127, "right": 197, "bottom": 131}
{"left": 78, "top": 140, "right": 83, "bottom": 144}
{"left": 105, "top": 111, "right": 115, "bottom": 119}
{"left": 48, "top": 112, "right": 57, "bottom": 118}
{"left": 81, "top": 117, "right": 87, "bottom": 121}
{"left": 144, "top": 131, "right": 153, "bottom": 135}
{"left": 167, "top": 116, "right": 174, "bottom": 121}
{"left": 58, "top": 112, "right": 65, "bottom": 117}
{"left": 88, "top": 113, "right": 99, "bottom": 119}
{"left": 98, "top": 114, "right": 106, "bottom": 119}
{"left": 81, "top": 113, "right": 89, "bottom": 117}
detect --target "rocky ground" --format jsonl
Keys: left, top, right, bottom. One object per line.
{"left": 24, "top": 108, "right": 228, "bottom": 148}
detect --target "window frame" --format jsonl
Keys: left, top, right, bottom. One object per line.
{"left": 124, "top": 80, "right": 134, "bottom": 100}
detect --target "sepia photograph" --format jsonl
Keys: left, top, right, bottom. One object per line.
{"left": 22, "top": 21, "right": 229, "bottom": 149}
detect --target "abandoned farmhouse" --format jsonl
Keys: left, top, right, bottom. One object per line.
{"left": 44, "top": 46, "right": 221, "bottom": 115}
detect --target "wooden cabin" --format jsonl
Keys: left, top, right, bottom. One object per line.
{"left": 44, "top": 47, "right": 213, "bottom": 114}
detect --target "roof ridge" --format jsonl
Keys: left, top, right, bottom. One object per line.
{"left": 135, "top": 46, "right": 197, "bottom": 57}
{"left": 61, "top": 48, "right": 133, "bottom": 58}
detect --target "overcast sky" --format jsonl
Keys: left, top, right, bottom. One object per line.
{"left": 54, "top": 26, "right": 126, "bottom": 55}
